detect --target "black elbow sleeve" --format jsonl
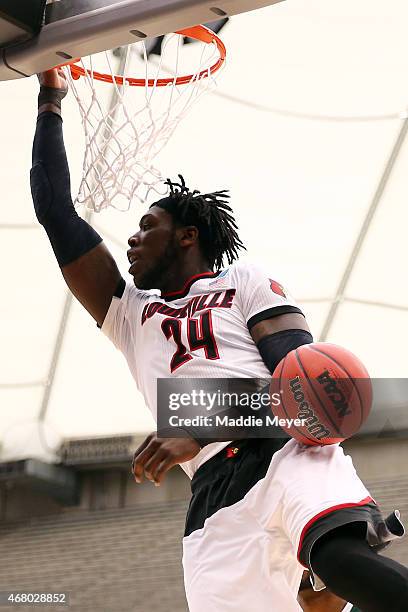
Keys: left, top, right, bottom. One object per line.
{"left": 30, "top": 162, "right": 102, "bottom": 267}
{"left": 257, "top": 329, "right": 313, "bottom": 375}
{"left": 31, "top": 112, "right": 102, "bottom": 267}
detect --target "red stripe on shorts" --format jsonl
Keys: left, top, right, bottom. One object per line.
{"left": 297, "top": 495, "right": 375, "bottom": 566}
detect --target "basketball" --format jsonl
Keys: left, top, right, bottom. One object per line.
{"left": 270, "top": 343, "right": 372, "bottom": 446}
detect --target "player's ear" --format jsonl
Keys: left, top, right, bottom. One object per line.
{"left": 177, "top": 225, "right": 198, "bottom": 247}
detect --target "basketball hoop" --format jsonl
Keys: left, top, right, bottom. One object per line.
{"left": 64, "top": 25, "right": 226, "bottom": 212}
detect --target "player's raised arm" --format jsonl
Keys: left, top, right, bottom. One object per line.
{"left": 30, "top": 69, "right": 123, "bottom": 326}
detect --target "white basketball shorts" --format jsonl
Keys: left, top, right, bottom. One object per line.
{"left": 182, "top": 438, "right": 404, "bottom": 612}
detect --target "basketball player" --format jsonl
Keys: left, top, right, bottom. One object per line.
{"left": 298, "top": 570, "right": 361, "bottom": 612}
{"left": 30, "top": 68, "right": 408, "bottom": 612}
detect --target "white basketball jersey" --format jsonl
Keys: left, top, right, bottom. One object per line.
{"left": 102, "top": 260, "right": 303, "bottom": 477}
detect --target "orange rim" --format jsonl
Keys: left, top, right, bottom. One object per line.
{"left": 67, "top": 25, "right": 226, "bottom": 86}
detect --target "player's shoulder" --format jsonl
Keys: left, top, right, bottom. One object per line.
{"left": 228, "top": 259, "right": 277, "bottom": 281}
{"left": 228, "top": 260, "right": 293, "bottom": 302}
{"left": 122, "top": 281, "right": 158, "bottom": 306}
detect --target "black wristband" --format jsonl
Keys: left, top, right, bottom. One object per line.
{"left": 38, "top": 85, "right": 67, "bottom": 110}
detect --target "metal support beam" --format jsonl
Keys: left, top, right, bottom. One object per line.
{"left": 320, "top": 117, "right": 408, "bottom": 341}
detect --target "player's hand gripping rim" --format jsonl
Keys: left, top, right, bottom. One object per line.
{"left": 37, "top": 67, "right": 68, "bottom": 90}
{"left": 131, "top": 432, "right": 201, "bottom": 486}
{"left": 37, "top": 67, "right": 68, "bottom": 113}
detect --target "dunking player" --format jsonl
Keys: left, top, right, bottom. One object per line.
{"left": 31, "top": 68, "right": 408, "bottom": 612}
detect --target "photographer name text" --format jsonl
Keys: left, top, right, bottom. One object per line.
{"left": 167, "top": 415, "right": 307, "bottom": 428}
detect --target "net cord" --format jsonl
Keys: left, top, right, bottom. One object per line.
{"left": 66, "top": 34, "right": 222, "bottom": 211}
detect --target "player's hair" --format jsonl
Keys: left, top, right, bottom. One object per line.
{"left": 152, "top": 175, "right": 246, "bottom": 270}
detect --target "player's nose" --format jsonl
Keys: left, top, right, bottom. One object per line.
{"left": 128, "top": 233, "right": 140, "bottom": 247}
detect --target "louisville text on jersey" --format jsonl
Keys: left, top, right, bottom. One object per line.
{"left": 141, "top": 289, "right": 236, "bottom": 325}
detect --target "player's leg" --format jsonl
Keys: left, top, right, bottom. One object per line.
{"left": 182, "top": 438, "right": 303, "bottom": 612}
{"left": 270, "top": 440, "right": 406, "bottom": 611}
{"left": 310, "top": 521, "right": 408, "bottom": 612}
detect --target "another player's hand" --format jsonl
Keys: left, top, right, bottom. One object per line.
{"left": 131, "top": 432, "right": 201, "bottom": 486}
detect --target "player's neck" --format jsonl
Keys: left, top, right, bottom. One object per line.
{"left": 160, "top": 260, "right": 212, "bottom": 296}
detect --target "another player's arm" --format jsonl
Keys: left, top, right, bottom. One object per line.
{"left": 31, "top": 69, "right": 122, "bottom": 326}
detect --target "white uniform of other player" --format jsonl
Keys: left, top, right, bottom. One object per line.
{"left": 102, "top": 261, "right": 398, "bottom": 612}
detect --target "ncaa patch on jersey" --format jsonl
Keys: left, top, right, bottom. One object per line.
{"left": 209, "top": 268, "right": 230, "bottom": 289}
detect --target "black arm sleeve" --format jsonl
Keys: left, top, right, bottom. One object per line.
{"left": 256, "top": 329, "right": 313, "bottom": 375}
{"left": 30, "top": 111, "right": 102, "bottom": 267}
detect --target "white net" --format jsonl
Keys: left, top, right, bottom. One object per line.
{"left": 66, "top": 31, "right": 224, "bottom": 212}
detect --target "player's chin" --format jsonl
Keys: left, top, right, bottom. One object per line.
{"left": 132, "top": 271, "right": 152, "bottom": 290}
{"left": 132, "top": 274, "right": 144, "bottom": 289}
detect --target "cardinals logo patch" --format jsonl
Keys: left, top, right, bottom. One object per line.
{"left": 269, "top": 279, "right": 286, "bottom": 298}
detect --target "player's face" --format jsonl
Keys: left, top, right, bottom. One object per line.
{"left": 127, "top": 206, "right": 179, "bottom": 290}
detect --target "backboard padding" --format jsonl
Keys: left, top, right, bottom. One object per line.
{"left": 0, "top": 0, "right": 285, "bottom": 81}
{"left": 0, "top": 0, "right": 46, "bottom": 45}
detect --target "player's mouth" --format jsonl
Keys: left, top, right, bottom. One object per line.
{"left": 128, "top": 258, "right": 140, "bottom": 275}
{"left": 127, "top": 249, "right": 141, "bottom": 274}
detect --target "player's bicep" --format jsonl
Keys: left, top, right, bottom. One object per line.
{"left": 62, "top": 242, "right": 123, "bottom": 326}
{"left": 250, "top": 313, "right": 313, "bottom": 375}
{"left": 250, "top": 313, "right": 310, "bottom": 344}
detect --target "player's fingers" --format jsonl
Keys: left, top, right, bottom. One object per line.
{"left": 132, "top": 433, "right": 154, "bottom": 468}
{"left": 144, "top": 449, "right": 167, "bottom": 485}
{"left": 57, "top": 70, "right": 67, "bottom": 87}
{"left": 132, "top": 434, "right": 156, "bottom": 482}
{"left": 38, "top": 68, "right": 59, "bottom": 88}
{"left": 152, "top": 455, "right": 178, "bottom": 485}
{"left": 132, "top": 446, "right": 156, "bottom": 483}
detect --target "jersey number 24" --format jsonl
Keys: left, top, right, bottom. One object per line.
{"left": 161, "top": 311, "right": 219, "bottom": 372}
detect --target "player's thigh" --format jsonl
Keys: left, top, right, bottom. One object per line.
{"left": 272, "top": 440, "right": 374, "bottom": 580}
{"left": 182, "top": 503, "right": 303, "bottom": 612}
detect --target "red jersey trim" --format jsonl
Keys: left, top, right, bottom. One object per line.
{"left": 161, "top": 271, "right": 220, "bottom": 301}
{"left": 297, "top": 495, "right": 374, "bottom": 565}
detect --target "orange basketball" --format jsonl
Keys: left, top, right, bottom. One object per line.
{"left": 270, "top": 343, "right": 372, "bottom": 446}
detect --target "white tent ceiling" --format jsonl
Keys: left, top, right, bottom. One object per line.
{"left": 1, "top": 0, "right": 408, "bottom": 462}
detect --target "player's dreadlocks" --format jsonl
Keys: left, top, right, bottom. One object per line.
{"left": 151, "top": 175, "right": 246, "bottom": 271}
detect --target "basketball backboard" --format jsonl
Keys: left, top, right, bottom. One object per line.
{"left": 0, "top": 0, "right": 46, "bottom": 44}
{"left": 0, "top": 0, "right": 285, "bottom": 81}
